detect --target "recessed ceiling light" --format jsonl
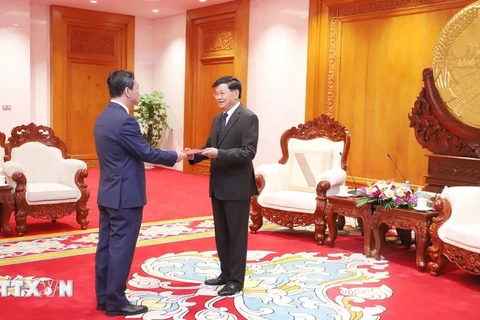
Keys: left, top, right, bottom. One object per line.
{"left": 152, "top": 9, "right": 159, "bottom": 13}
{"left": 90, "top": 0, "right": 97, "bottom": 3}
{"left": 199, "top": 0, "right": 207, "bottom": 2}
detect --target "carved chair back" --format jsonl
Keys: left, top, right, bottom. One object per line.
{"left": 279, "top": 115, "right": 350, "bottom": 167}
{"left": 4, "top": 124, "right": 72, "bottom": 184}
{"left": 4, "top": 123, "right": 70, "bottom": 162}
{"left": 274, "top": 115, "right": 350, "bottom": 193}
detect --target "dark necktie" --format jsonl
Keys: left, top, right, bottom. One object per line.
{"left": 218, "top": 112, "right": 227, "bottom": 133}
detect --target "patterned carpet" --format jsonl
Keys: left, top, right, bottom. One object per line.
{"left": 0, "top": 217, "right": 399, "bottom": 320}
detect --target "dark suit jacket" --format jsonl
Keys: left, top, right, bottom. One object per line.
{"left": 190, "top": 104, "right": 259, "bottom": 201}
{"left": 94, "top": 102, "right": 178, "bottom": 209}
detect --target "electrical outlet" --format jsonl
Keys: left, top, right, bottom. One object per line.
{"left": 2, "top": 105, "right": 11, "bottom": 110}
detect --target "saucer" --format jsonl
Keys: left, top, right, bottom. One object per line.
{"left": 336, "top": 193, "right": 351, "bottom": 198}
{"left": 413, "top": 206, "right": 433, "bottom": 212}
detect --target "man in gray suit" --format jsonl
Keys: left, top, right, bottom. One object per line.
{"left": 188, "top": 76, "right": 259, "bottom": 296}
{"left": 94, "top": 70, "right": 186, "bottom": 316}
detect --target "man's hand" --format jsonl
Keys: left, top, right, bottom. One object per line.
{"left": 184, "top": 147, "right": 194, "bottom": 160}
{"left": 201, "top": 147, "right": 218, "bottom": 159}
{"left": 176, "top": 151, "right": 187, "bottom": 163}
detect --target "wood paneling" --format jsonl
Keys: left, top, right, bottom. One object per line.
{"left": 51, "top": 6, "right": 134, "bottom": 165}
{"left": 184, "top": 0, "right": 250, "bottom": 175}
{"left": 306, "top": 0, "right": 474, "bottom": 187}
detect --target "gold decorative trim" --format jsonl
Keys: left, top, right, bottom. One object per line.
{"left": 327, "top": 16, "right": 338, "bottom": 116}
{"left": 338, "top": 0, "right": 452, "bottom": 17}
{"left": 432, "top": 3, "right": 479, "bottom": 123}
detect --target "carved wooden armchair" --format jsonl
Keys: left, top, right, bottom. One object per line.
{"left": 428, "top": 186, "right": 480, "bottom": 276}
{"left": 250, "top": 115, "right": 350, "bottom": 243}
{"left": 2, "top": 123, "right": 89, "bottom": 236}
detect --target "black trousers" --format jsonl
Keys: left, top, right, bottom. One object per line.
{"left": 211, "top": 196, "right": 250, "bottom": 286}
{"left": 95, "top": 205, "right": 143, "bottom": 310}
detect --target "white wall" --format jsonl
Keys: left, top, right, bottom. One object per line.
{"left": 134, "top": 18, "right": 154, "bottom": 95}
{"left": 0, "top": 2, "right": 154, "bottom": 137}
{"left": 1, "top": 0, "right": 310, "bottom": 172}
{"left": 30, "top": 3, "right": 50, "bottom": 126}
{"left": 148, "top": 0, "right": 310, "bottom": 169}
{"left": 0, "top": 0, "right": 32, "bottom": 134}
{"left": 248, "top": 0, "right": 309, "bottom": 168}
{"left": 152, "top": 14, "right": 187, "bottom": 171}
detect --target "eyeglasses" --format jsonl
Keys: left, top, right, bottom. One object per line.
{"left": 213, "top": 90, "right": 232, "bottom": 98}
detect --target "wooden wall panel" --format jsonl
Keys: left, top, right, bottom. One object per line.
{"left": 51, "top": 6, "right": 134, "bottom": 167}
{"left": 306, "top": 0, "right": 475, "bottom": 187}
{"left": 184, "top": 0, "right": 249, "bottom": 175}
{"left": 68, "top": 62, "right": 115, "bottom": 156}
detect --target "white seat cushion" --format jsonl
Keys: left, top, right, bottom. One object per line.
{"left": 27, "top": 183, "right": 78, "bottom": 203}
{"left": 262, "top": 190, "right": 316, "bottom": 213}
{"left": 445, "top": 223, "right": 480, "bottom": 250}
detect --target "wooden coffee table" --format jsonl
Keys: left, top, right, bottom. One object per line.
{"left": 372, "top": 206, "right": 438, "bottom": 272}
{"left": 325, "top": 196, "right": 375, "bottom": 257}
{"left": 0, "top": 185, "right": 14, "bottom": 236}
{"left": 316, "top": 181, "right": 439, "bottom": 272}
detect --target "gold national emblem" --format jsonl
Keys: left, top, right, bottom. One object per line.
{"left": 433, "top": 1, "right": 480, "bottom": 128}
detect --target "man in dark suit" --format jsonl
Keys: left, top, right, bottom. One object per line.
{"left": 94, "top": 70, "right": 186, "bottom": 316}
{"left": 188, "top": 76, "right": 259, "bottom": 296}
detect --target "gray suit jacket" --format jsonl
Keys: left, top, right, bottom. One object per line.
{"left": 190, "top": 104, "right": 259, "bottom": 201}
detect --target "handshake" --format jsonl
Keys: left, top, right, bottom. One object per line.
{"left": 175, "top": 147, "right": 219, "bottom": 162}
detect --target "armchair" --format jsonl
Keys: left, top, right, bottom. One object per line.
{"left": 250, "top": 115, "right": 350, "bottom": 243}
{"left": 2, "top": 123, "right": 89, "bottom": 236}
{"left": 428, "top": 186, "right": 480, "bottom": 276}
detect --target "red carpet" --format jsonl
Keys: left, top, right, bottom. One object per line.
{"left": 1, "top": 225, "right": 479, "bottom": 320}
{"left": 14, "top": 167, "right": 211, "bottom": 236}
{"left": 1, "top": 168, "right": 479, "bottom": 319}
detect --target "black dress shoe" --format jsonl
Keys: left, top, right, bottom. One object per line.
{"left": 218, "top": 283, "right": 242, "bottom": 296}
{"left": 205, "top": 276, "right": 227, "bottom": 286}
{"left": 96, "top": 304, "right": 105, "bottom": 311}
{"left": 106, "top": 304, "right": 148, "bottom": 316}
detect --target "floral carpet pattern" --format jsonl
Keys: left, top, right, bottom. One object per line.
{"left": 0, "top": 218, "right": 394, "bottom": 319}
{"left": 0, "top": 217, "right": 216, "bottom": 265}
{"left": 126, "top": 251, "right": 392, "bottom": 320}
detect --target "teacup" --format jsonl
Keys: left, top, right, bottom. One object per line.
{"left": 416, "top": 198, "right": 428, "bottom": 209}
{"left": 339, "top": 185, "right": 349, "bottom": 196}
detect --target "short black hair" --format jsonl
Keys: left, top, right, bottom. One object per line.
{"left": 107, "top": 70, "right": 135, "bottom": 98}
{"left": 212, "top": 76, "right": 242, "bottom": 99}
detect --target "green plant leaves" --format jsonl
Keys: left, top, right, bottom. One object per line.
{"left": 134, "top": 91, "right": 171, "bottom": 147}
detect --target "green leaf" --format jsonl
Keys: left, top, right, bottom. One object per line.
{"left": 135, "top": 90, "right": 170, "bottom": 147}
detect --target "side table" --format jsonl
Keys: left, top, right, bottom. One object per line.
{"left": 372, "top": 207, "right": 438, "bottom": 272}
{"left": 316, "top": 181, "right": 374, "bottom": 257}
{"left": 0, "top": 185, "right": 14, "bottom": 237}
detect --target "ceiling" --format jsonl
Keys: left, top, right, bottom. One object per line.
{"left": 29, "top": 0, "right": 234, "bottom": 19}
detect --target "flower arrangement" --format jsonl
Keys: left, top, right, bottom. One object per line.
{"left": 356, "top": 180, "right": 417, "bottom": 210}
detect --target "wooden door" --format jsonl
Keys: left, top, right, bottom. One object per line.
{"left": 183, "top": 0, "right": 250, "bottom": 175}
{"left": 51, "top": 6, "right": 134, "bottom": 167}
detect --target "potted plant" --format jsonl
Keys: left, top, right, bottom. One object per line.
{"left": 134, "top": 91, "right": 171, "bottom": 168}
